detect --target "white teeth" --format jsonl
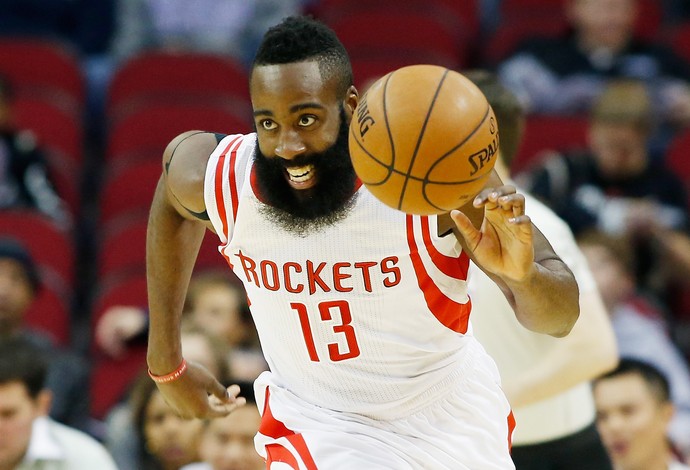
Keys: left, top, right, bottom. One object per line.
{"left": 286, "top": 165, "right": 314, "bottom": 181}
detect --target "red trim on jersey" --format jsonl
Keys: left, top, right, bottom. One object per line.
{"left": 420, "top": 216, "right": 469, "bottom": 280}
{"left": 266, "top": 444, "right": 301, "bottom": 468}
{"left": 213, "top": 135, "right": 243, "bottom": 238}
{"left": 507, "top": 410, "right": 516, "bottom": 451}
{"left": 227, "top": 138, "right": 243, "bottom": 224}
{"left": 406, "top": 215, "right": 471, "bottom": 333}
{"left": 259, "top": 388, "right": 318, "bottom": 469}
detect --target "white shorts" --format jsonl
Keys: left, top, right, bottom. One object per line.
{"left": 253, "top": 348, "right": 516, "bottom": 469}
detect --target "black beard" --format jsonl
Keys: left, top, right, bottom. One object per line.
{"left": 252, "top": 111, "right": 358, "bottom": 236}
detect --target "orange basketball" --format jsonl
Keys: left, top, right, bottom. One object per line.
{"left": 349, "top": 65, "right": 499, "bottom": 215}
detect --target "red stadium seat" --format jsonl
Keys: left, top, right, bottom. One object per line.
{"left": 0, "top": 209, "right": 75, "bottom": 288}
{"left": 104, "top": 102, "right": 251, "bottom": 173}
{"left": 664, "top": 22, "right": 690, "bottom": 65}
{"left": 13, "top": 98, "right": 83, "bottom": 167}
{"left": 513, "top": 114, "right": 589, "bottom": 173}
{"left": 665, "top": 129, "right": 690, "bottom": 208}
{"left": 24, "top": 278, "right": 72, "bottom": 347}
{"left": 0, "top": 38, "right": 85, "bottom": 112}
{"left": 313, "top": 0, "right": 479, "bottom": 44}
{"left": 89, "top": 273, "right": 148, "bottom": 419}
{"left": 0, "top": 210, "right": 74, "bottom": 345}
{"left": 327, "top": 10, "right": 469, "bottom": 71}
{"left": 106, "top": 51, "right": 250, "bottom": 124}
{"left": 482, "top": 15, "right": 569, "bottom": 66}
{"left": 99, "top": 160, "right": 160, "bottom": 244}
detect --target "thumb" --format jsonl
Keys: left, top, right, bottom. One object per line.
{"left": 209, "top": 378, "right": 231, "bottom": 402}
{"left": 451, "top": 209, "right": 480, "bottom": 251}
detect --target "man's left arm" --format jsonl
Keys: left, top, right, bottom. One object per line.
{"left": 444, "top": 171, "right": 579, "bottom": 337}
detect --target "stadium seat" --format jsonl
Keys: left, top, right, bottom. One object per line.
{"left": 327, "top": 10, "right": 469, "bottom": 72}
{"left": 513, "top": 114, "right": 589, "bottom": 173}
{"left": 0, "top": 210, "right": 74, "bottom": 345}
{"left": 0, "top": 38, "right": 85, "bottom": 112}
{"left": 481, "top": 15, "right": 569, "bottom": 66}
{"left": 104, "top": 102, "right": 251, "bottom": 173}
{"left": 665, "top": 129, "right": 690, "bottom": 210}
{"left": 664, "top": 22, "right": 690, "bottom": 65}
{"left": 106, "top": 51, "right": 250, "bottom": 124}
{"left": 99, "top": 160, "right": 160, "bottom": 236}
{"left": 89, "top": 273, "right": 148, "bottom": 419}
{"left": 313, "top": 0, "right": 479, "bottom": 44}
{"left": 24, "top": 277, "right": 72, "bottom": 347}
{"left": 0, "top": 209, "right": 75, "bottom": 288}
{"left": 13, "top": 98, "right": 83, "bottom": 167}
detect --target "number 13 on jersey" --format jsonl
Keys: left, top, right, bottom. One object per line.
{"left": 290, "top": 300, "right": 361, "bottom": 362}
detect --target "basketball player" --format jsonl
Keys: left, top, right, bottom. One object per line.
{"left": 466, "top": 71, "right": 618, "bottom": 469}
{"left": 145, "top": 16, "right": 579, "bottom": 468}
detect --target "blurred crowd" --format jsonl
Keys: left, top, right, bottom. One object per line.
{"left": 1, "top": 0, "right": 690, "bottom": 468}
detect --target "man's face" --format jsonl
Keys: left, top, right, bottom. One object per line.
{"left": 0, "top": 382, "right": 48, "bottom": 470}
{"left": 250, "top": 60, "right": 358, "bottom": 234}
{"left": 594, "top": 373, "right": 673, "bottom": 469}
{"left": 589, "top": 122, "right": 647, "bottom": 179}
{"left": 0, "top": 259, "right": 34, "bottom": 335}
{"left": 144, "top": 390, "right": 204, "bottom": 468}
{"left": 189, "top": 284, "right": 245, "bottom": 347}
{"left": 199, "top": 405, "right": 264, "bottom": 470}
{"left": 569, "top": 0, "right": 637, "bottom": 49}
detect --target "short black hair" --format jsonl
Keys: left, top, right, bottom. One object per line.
{"left": 252, "top": 15, "right": 353, "bottom": 98}
{"left": 0, "top": 237, "right": 40, "bottom": 292}
{"left": 464, "top": 69, "right": 524, "bottom": 169}
{"left": 0, "top": 336, "right": 48, "bottom": 398}
{"left": 594, "top": 358, "right": 671, "bottom": 404}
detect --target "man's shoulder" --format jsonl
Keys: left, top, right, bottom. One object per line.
{"left": 29, "top": 418, "right": 118, "bottom": 469}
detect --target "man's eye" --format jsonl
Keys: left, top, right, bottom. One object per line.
{"left": 261, "top": 120, "right": 277, "bottom": 130}
{"left": 298, "top": 116, "right": 316, "bottom": 126}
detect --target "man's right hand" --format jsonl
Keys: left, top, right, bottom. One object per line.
{"left": 155, "top": 360, "right": 246, "bottom": 419}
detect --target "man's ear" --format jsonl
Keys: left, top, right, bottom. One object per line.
{"left": 344, "top": 86, "right": 359, "bottom": 119}
{"left": 35, "top": 389, "right": 52, "bottom": 417}
{"left": 660, "top": 401, "right": 675, "bottom": 426}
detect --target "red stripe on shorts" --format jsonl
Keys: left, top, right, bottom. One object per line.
{"left": 259, "top": 387, "right": 318, "bottom": 469}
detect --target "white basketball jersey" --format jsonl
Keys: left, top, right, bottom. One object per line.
{"left": 204, "top": 134, "right": 482, "bottom": 420}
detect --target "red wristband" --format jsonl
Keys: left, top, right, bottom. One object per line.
{"left": 148, "top": 359, "right": 188, "bottom": 384}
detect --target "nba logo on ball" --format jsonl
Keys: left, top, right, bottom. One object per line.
{"left": 349, "top": 64, "right": 499, "bottom": 215}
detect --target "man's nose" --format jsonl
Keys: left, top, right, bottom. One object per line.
{"left": 274, "top": 128, "right": 306, "bottom": 160}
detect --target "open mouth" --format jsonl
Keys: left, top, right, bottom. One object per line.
{"left": 285, "top": 164, "right": 316, "bottom": 189}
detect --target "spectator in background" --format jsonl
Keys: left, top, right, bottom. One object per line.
{"left": 520, "top": 80, "right": 690, "bottom": 306}
{"left": 578, "top": 230, "right": 690, "bottom": 459}
{"left": 180, "top": 381, "right": 264, "bottom": 470}
{"left": 183, "top": 271, "right": 267, "bottom": 382}
{"left": 466, "top": 70, "right": 617, "bottom": 469}
{"left": 0, "top": 335, "right": 118, "bottom": 470}
{"left": 129, "top": 374, "right": 205, "bottom": 470}
{"left": 0, "top": 238, "right": 90, "bottom": 433}
{"left": 593, "top": 359, "right": 690, "bottom": 468}
{"left": 0, "top": 76, "right": 70, "bottom": 229}
{"left": 95, "top": 270, "right": 267, "bottom": 382}
{"left": 110, "top": 0, "right": 307, "bottom": 66}
{"left": 0, "top": 0, "right": 116, "bottom": 135}
{"left": 498, "top": 0, "right": 690, "bottom": 130}
{"left": 105, "top": 323, "right": 233, "bottom": 470}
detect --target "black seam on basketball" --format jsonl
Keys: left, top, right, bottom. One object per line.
{"left": 382, "top": 72, "right": 395, "bottom": 178}
{"left": 421, "top": 103, "right": 492, "bottom": 208}
{"left": 399, "top": 68, "right": 450, "bottom": 211}
{"left": 350, "top": 120, "right": 490, "bottom": 187}
{"left": 349, "top": 125, "right": 395, "bottom": 185}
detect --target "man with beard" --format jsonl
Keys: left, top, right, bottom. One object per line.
{"left": 145, "top": 15, "right": 580, "bottom": 468}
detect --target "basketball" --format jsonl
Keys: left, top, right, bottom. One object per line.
{"left": 349, "top": 65, "right": 499, "bottom": 215}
